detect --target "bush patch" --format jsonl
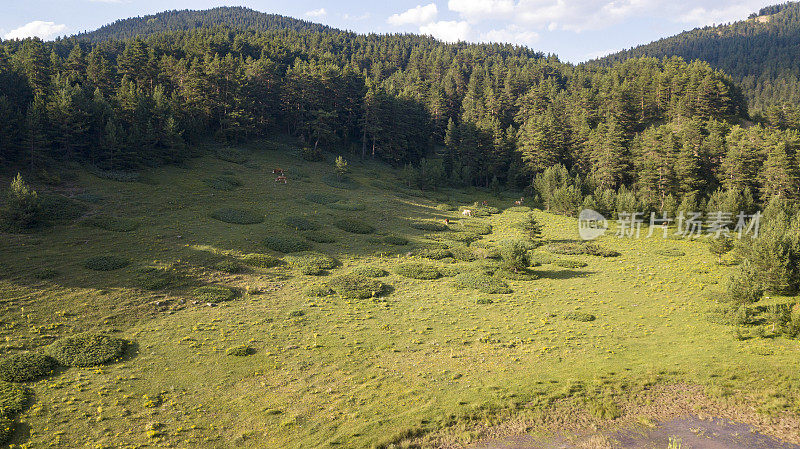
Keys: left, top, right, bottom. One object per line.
{"left": 45, "top": 333, "right": 126, "bottom": 367}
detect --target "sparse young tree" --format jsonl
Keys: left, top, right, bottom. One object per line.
{"left": 500, "top": 239, "right": 530, "bottom": 273}
{"left": 1, "top": 173, "right": 40, "bottom": 230}
{"left": 334, "top": 155, "right": 348, "bottom": 180}
{"left": 709, "top": 235, "right": 734, "bottom": 264}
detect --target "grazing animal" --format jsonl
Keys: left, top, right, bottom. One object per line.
{"left": 272, "top": 168, "right": 285, "bottom": 175}
{"left": 482, "top": 200, "right": 488, "bottom": 206}
{"left": 444, "top": 219, "right": 450, "bottom": 225}
{"left": 462, "top": 209, "right": 472, "bottom": 217}
{"left": 275, "top": 176, "right": 287, "bottom": 183}
{"left": 514, "top": 200, "right": 522, "bottom": 205}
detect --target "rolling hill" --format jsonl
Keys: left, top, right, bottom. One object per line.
{"left": 596, "top": 2, "right": 800, "bottom": 112}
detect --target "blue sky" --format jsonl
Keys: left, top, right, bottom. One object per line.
{"left": 0, "top": 0, "right": 779, "bottom": 63}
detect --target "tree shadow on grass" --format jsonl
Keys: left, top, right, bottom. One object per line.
{"left": 534, "top": 269, "right": 595, "bottom": 280}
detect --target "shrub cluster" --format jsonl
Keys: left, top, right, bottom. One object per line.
{"left": 461, "top": 221, "right": 492, "bottom": 235}
{"left": 449, "top": 246, "right": 479, "bottom": 262}
{"left": 334, "top": 218, "right": 375, "bottom": 234}
{"left": 0, "top": 353, "right": 58, "bottom": 382}
{"left": 284, "top": 252, "right": 339, "bottom": 275}
{"left": 32, "top": 268, "right": 59, "bottom": 280}
{"left": 193, "top": 285, "right": 236, "bottom": 303}
{"left": 39, "top": 193, "right": 88, "bottom": 223}
{"left": 0, "top": 174, "right": 40, "bottom": 230}
{"left": 0, "top": 416, "right": 12, "bottom": 444}
{"left": 83, "top": 216, "right": 139, "bottom": 232}
{"left": 284, "top": 216, "right": 319, "bottom": 231}
{"left": 436, "top": 203, "right": 456, "bottom": 211}
{"left": 440, "top": 231, "right": 479, "bottom": 244}
{"left": 350, "top": 266, "right": 388, "bottom": 277}
{"left": 0, "top": 381, "right": 31, "bottom": 419}
{"left": 226, "top": 345, "right": 255, "bottom": 356}
{"left": 453, "top": 273, "right": 511, "bottom": 294}
{"left": 554, "top": 259, "right": 588, "bottom": 269}
{"left": 495, "top": 269, "right": 538, "bottom": 281}
{"left": 134, "top": 266, "right": 179, "bottom": 290}
{"left": 547, "top": 242, "right": 620, "bottom": 257}
{"left": 240, "top": 253, "right": 283, "bottom": 268}
{"left": 304, "top": 284, "right": 334, "bottom": 297}
{"left": 45, "top": 333, "right": 126, "bottom": 367}
{"left": 395, "top": 263, "right": 441, "bottom": 280}
{"left": 409, "top": 221, "right": 448, "bottom": 232}
{"left": 216, "top": 148, "right": 248, "bottom": 164}
{"left": 564, "top": 312, "right": 596, "bottom": 322}
{"left": 210, "top": 208, "right": 264, "bottom": 225}
{"left": 215, "top": 260, "right": 243, "bottom": 273}
{"left": 327, "top": 274, "right": 386, "bottom": 299}
{"left": 384, "top": 235, "right": 409, "bottom": 245}
{"left": 84, "top": 255, "right": 130, "bottom": 271}
{"left": 505, "top": 206, "right": 531, "bottom": 212}
{"left": 205, "top": 175, "right": 242, "bottom": 191}
{"left": 263, "top": 235, "right": 311, "bottom": 253}
{"left": 414, "top": 245, "right": 452, "bottom": 260}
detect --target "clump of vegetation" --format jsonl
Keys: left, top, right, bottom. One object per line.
{"left": 305, "top": 193, "right": 341, "bottom": 204}
{"left": 453, "top": 273, "right": 512, "bottom": 294}
{"left": 554, "top": 259, "right": 588, "bottom": 269}
{"left": 328, "top": 201, "right": 366, "bottom": 211}
{"left": 83, "top": 216, "right": 140, "bottom": 232}
{"left": 0, "top": 174, "right": 40, "bottom": 230}
{"left": 518, "top": 212, "right": 543, "bottom": 245}
{"left": 654, "top": 248, "right": 686, "bottom": 257}
{"left": 84, "top": 255, "right": 130, "bottom": 271}
{"left": 215, "top": 260, "right": 243, "bottom": 273}
{"left": 32, "top": 268, "right": 59, "bottom": 280}
{"left": 38, "top": 193, "right": 88, "bottom": 224}
{"left": 134, "top": 265, "right": 180, "bottom": 290}
{"left": 500, "top": 239, "right": 531, "bottom": 272}
{"left": 506, "top": 206, "right": 531, "bottom": 212}
{"left": 528, "top": 252, "right": 556, "bottom": 266}
{"left": 45, "top": 333, "right": 126, "bottom": 367}
{"left": 0, "top": 416, "right": 12, "bottom": 444}
{"left": 240, "top": 253, "right": 283, "bottom": 268}
{"left": 193, "top": 285, "right": 236, "bottom": 303}
{"left": 410, "top": 220, "right": 448, "bottom": 231}
{"left": 210, "top": 208, "right": 264, "bottom": 224}
{"left": 226, "top": 345, "right": 255, "bottom": 357}
{"left": 204, "top": 175, "right": 242, "bottom": 191}
{"left": 436, "top": 203, "right": 456, "bottom": 211}
{"left": 0, "top": 381, "right": 31, "bottom": 418}
{"left": 547, "top": 242, "right": 619, "bottom": 257}
{"left": 449, "top": 246, "right": 480, "bottom": 262}
{"left": 335, "top": 155, "right": 349, "bottom": 179}
{"left": 383, "top": 235, "right": 409, "bottom": 245}
{"left": 284, "top": 252, "right": 338, "bottom": 275}
{"left": 350, "top": 266, "right": 387, "bottom": 277}
{"left": 709, "top": 236, "right": 734, "bottom": 263}
{"left": 564, "top": 312, "right": 596, "bottom": 322}
{"left": 414, "top": 246, "right": 452, "bottom": 260}
{"left": 215, "top": 148, "right": 248, "bottom": 164}
{"left": 303, "top": 231, "right": 336, "bottom": 243}
{"left": 327, "top": 274, "right": 386, "bottom": 299}
{"left": 441, "top": 231, "right": 480, "bottom": 244}
{"left": 727, "top": 261, "right": 764, "bottom": 304}
{"left": 461, "top": 221, "right": 492, "bottom": 235}
{"left": 301, "top": 146, "right": 324, "bottom": 161}
{"left": 284, "top": 216, "right": 319, "bottom": 231}
{"left": 395, "top": 263, "right": 440, "bottom": 280}
{"left": 334, "top": 218, "right": 374, "bottom": 234}
{"left": 304, "top": 284, "right": 333, "bottom": 297}
{"left": 586, "top": 398, "right": 621, "bottom": 419}
{"left": 0, "top": 352, "right": 59, "bottom": 382}
{"left": 263, "top": 235, "right": 311, "bottom": 253}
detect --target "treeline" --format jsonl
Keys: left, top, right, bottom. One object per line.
{"left": 0, "top": 8, "right": 796, "bottom": 213}
{"left": 599, "top": 2, "right": 800, "bottom": 116}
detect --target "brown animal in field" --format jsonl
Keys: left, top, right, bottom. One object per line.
{"left": 273, "top": 168, "right": 285, "bottom": 175}
{"left": 514, "top": 200, "right": 522, "bottom": 205}
{"left": 275, "top": 176, "right": 287, "bottom": 183}
{"left": 444, "top": 219, "right": 450, "bottom": 225}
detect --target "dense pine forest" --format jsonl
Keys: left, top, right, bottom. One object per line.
{"left": 0, "top": 7, "right": 799, "bottom": 216}
{"left": 600, "top": 2, "right": 800, "bottom": 119}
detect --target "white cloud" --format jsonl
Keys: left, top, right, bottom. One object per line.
{"left": 342, "top": 12, "right": 371, "bottom": 21}
{"left": 420, "top": 20, "right": 471, "bottom": 42}
{"left": 4, "top": 21, "right": 67, "bottom": 40}
{"left": 678, "top": 3, "right": 757, "bottom": 26}
{"left": 480, "top": 25, "right": 539, "bottom": 46}
{"left": 448, "top": 0, "right": 514, "bottom": 21}
{"left": 304, "top": 8, "right": 327, "bottom": 18}
{"left": 387, "top": 3, "right": 438, "bottom": 26}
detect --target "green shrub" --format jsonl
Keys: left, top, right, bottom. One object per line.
{"left": 226, "top": 345, "right": 255, "bottom": 356}
{"left": 284, "top": 216, "right": 319, "bottom": 231}
{"left": 449, "top": 246, "right": 480, "bottom": 262}
{"left": 395, "top": 263, "right": 440, "bottom": 280}
{"left": 410, "top": 221, "right": 448, "bottom": 231}
{"left": 300, "top": 146, "right": 324, "bottom": 161}
{"left": 436, "top": 203, "right": 456, "bottom": 211}
{"left": 554, "top": 259, "right": 588, "bottom": 269}
{"left": 84, "top": 256, "right": 129, "bottom": 271}
{"left": 303, "top": 231, "right": 336, "bottom": 243}
{"left": 0, "top": 416, "right": 12, "bottom": 444}
{"left": 500, "top": 239, "right": 531, "bottom": 272}
{"left": 506, "top": 206, "right": 531, "bottom": 212}
{"left": 215, "top": 260, "right": 243, "bottom": 273}
{"left": 727, "top": 262, "right": 764, "bottom": 304}
{"left": 334, "top": 219, "right": 374, "bottom": 234}
{"left": 564, "top": 312, "right": 596, "bottom": 322}
{"left": 0, "top": 381, "right": 30, "bottom": 418}
{"left": 654, "top": 249, "right": 685, "bottom": 257}
{"left": 32, "top": 268, "right": 59, "bottom": 280}
{"left": 305, "top": 193, "right": 341, "bottom": 205}
{"left": 462, "top": 221, "right": 492, "bottom": 235}
{"left": 284, "top": 252, "right": 338, "bottom": 275}
{"left": 210, "top": 208, "right": 264, "bottom": 225}
{"left": 441, "top": 231, "right": 479, "bottom": 244}
{"left": 0, "top": 353, "right": 58, "bottom": 382}
{"left": 0, "top": 174, "right": 40, "bottom": 230}
{"left": 263, "top": 235, "right": 311, "bottom": 253}
{"left": 304, "top": 284, "right": 333, "bottom": 297}
{"left": 547, "top": 242, "right": 619, "bottom": 257}
{"left": 578, "top": 243, "right": 620, "bottom": 257}
{"left": 205, "top": 176, "right": 242, "bottom": 191}
{"left": 414, "top": 246, "right": 452, "bottom": 260}
{"left": 453, "top": 273, "right": 511, "bottom": 294}
{"left": 134, "top": 266, "right": 179, "bottom": 290}
{"left": 45, "top": 333, "right": 126, "bottom": 367}
{"left": 38, "top": 193, "right": 87, "bottom": 223}
{"left": 241, "top": 253, "right": 283, "bottom": 268}
{"left": 216, "top": 148, "right": 248, "bottom": 164}
{"left": 384, "top": 235, "right": 409, "bottom": 246}
{"left": 350, "top": 266, "right": 387, "bottom": 277}
{"left": 83, "top": 216, "right": 139, "bottom": 232}
{"left": 193, "top": 285, "right": 236, "bottom": 303}
{"left": 328, "top": 274, "right": 386, "bottom": 299}
{"left": 327, "top": 201, "right": 366, "bottom": 211}
{"left": 476, "top": 297, "right": 494, "bottom": 304}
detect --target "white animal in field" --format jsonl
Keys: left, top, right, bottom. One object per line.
{"left": 514, "top": 200, "right": 522, "bottom": 205}
{"left": 462, "top": 209, "right": 472, "bottom": 217}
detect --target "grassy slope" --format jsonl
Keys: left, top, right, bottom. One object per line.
{"left": 0, "top": 140, "right": 798, "bottom": 448}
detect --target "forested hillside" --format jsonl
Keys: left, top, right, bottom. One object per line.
{"left": 0, "top": 7, "right": 798, "bottom": 217}
{"left": 599, "top": 2, "right": 800, "bottom": 118}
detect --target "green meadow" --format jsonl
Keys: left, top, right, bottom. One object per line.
{"left": 0, "top": 141, "right": 798, "bottom": 448}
